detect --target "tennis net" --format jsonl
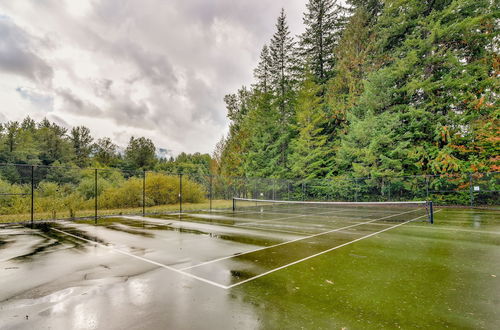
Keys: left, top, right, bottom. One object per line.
{"left": 232, "top": 198, "right": 434, "bottom": 223}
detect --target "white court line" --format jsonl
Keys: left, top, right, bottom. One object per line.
{"left": 180, "top": 208, "right": 422, "bottom": 271}
{"left": 51, "top": 227, "right": 229, "bottom": 289}
{"left": 404, "top": 225, "right": 500, "bottom": 235}
{"left": 225, "top": 210, "right": 442, "bottom": 289}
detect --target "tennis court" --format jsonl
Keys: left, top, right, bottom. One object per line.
{"left": 0, "top": 200, "right": 499, "bottom": 329}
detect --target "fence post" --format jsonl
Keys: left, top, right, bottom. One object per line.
{"left": 142, "top": 170, "right": 146, "bottom": 217}
{"left": 209, "top": 175, "right": 213, "bottom": 212}
{"left": 31, "top": 165, "right": 34, "bottom": 228}
{"left": 387, "top": 177, "right": 391, "bottom": 201}
{"left": 272, "top": 178, "right": 276, "bottom": 200}
{"left": 302, "top": 182, "right": 305, "bottom": 201}
{"left": 425, "top": 175, "right": 429, "bottom": 200}
{"left": 179, "top": 173, "right": 183, "bottom": 214}
{"left": 469, "top": 173, "right": 473, "bottom": 208}
{"left": 94, "top": 168, "right": 98, "bottom": 224}
{"left": 429, "top": 201, "right": 434, "bottom": 224}
{"left": 286, "top": 181, "right": 290, "bottom": 200}
{"left": 354, "top": 178, "right": 358, "bottom": 202}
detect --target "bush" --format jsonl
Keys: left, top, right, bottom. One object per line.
{"left": 98, "top": 172, "right": 206, "bottom": 209}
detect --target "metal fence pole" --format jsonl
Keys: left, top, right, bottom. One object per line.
{"left": 94, "top": 168, "right": 98, "bottom": 224}
{"left": 429, "top": 201, "right": 434, "bottom": 224}
{"left": 425, "top": 175, "right": 429, "bottom": 200}
{"left": 469, "top": 173, "right": 473, "bottom": 208}
{"left": 179, "top": 173, "right": 183, "bottom": 214}
{"left": 272, "top": 178, "right": 276, "bottom": 200}
{"left": 31, "top": 165, "right": 34, "bottom": 228}
{"left": 143, "top": 170, "right": 146, "bottom": 217}
{"left": 209, "top": 175, "right": 213, "bottom": 212}
{"left": 354, "top": 178, "right": 358, "bottom": 202}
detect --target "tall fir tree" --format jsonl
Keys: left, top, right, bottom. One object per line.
{"left": 268, "top": 8, "right": 297, "bottom": 176}
{"left": 253, "top": 45, "right": 272, "bottom": 93}
{"left": 299, "top": 0, "right": 345, "bottom": 86}
{"left": 290, "top": 71, "right": 331, "bottom": 180}
{"left": 70, "top": 126, "right": 93, "bottom": 167}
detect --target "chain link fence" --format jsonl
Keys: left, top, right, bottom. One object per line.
{"left": 0, "top": 163, "right": 497, "bottom": 224}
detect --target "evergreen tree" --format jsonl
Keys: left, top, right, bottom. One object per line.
{"left": 268, "top": 9, "right": 297, "bottom": 175}
{"left": 242, "top": 90, "right": 280, "bottom": 177}
{"left": 36, "top": 119, "right": 73, "bottom": 165}
{"left": 70, "top": 126, "right": 93, "bottom": 167}
{"left": 290, "top": 71, "right": 331, "bottom": 179}
{"left": 93, "top": 137, "right": 119, "bottom": 166}
{"left": 269, "top": 8, "right": 297, "bottom": 117}
{"left": 124, "top": 137, "right": 157, "bottom": 170}
{"left": 299, "top": 0, "right": 345, "bottom": 85}
{"left": 254, "top": 45, "right": 272, "bottom": 93}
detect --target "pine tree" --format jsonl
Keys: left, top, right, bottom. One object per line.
{"left": 253, "top": 45, "right": 272, "bottom": 93}
{"left": 290, "top": 71, "right": 331, "bottom": 179}
{"left": 268, "top": 9, "right": 297, "bottom": 175}
{"left": 269, "top": 8, "right": 297, "bottom": 118}
{"left": 70, "top": 126, "right": 93, "bottom": 167}
{"left": 325, "top": 8, "right": 374, "bottom": 145}
{"left": 299, "top": 0, "right": 345, "bottom": 85}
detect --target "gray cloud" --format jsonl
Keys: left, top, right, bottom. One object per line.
{"left": 56, "top": 88, "right": 103, "bottom": 117}
{"left": 0, "top": 0, "right": 307, "bottom": 154}
{"left": 0, "top": 17, "right": 53, "bottom": 84}
{"left": 15, "top": 86, "right": 53, "bottom": 111}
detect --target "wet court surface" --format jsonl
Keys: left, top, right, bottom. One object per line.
{"left": 0, "top": 208, "right": 499, "bottom": 329}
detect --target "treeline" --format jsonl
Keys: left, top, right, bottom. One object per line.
{"left": 0, "top": 117, "right": 212, "bottom": 216}
{"left": 0, "top": 117, "right": 212, "bottom": 175}
{"left": 214, "top": 0, "right": 498, "bottom": 181}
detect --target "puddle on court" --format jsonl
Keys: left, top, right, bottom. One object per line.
{"left": 0, "top": 208, "right": 498, "bottom": 329}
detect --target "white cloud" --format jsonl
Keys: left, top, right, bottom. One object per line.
{"left": 0, "top": 0, "right": 307, "bottom": 155}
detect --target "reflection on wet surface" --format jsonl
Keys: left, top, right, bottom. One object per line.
{"left": 0, "top": 208, "right": 498, "bottom": 329}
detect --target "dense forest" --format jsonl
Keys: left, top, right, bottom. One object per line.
{"left": 214, "top": 0, "right": 499, "bottom": 181}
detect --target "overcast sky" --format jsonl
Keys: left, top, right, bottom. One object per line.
{"left": 0, "top": 0, "right": 309, "bottom": 156}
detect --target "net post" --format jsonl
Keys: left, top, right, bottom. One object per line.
{"left": 94, "top": 168, "right": 98, "bottom": 224}
{"left": 142, "top": 169, "right": 146, "bottom": 217}
{"left": 428, "top": 201, "right": 434, "bottom": 224}
{"left": 30, "top": 165, "right": 34, "bottom": 228}
{"left": 232, "top": 198, "right": 235, "bottom": 212}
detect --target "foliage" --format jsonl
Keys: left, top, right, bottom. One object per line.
{"left": 218, "top": 0, "right": 499, "bottom": 179}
